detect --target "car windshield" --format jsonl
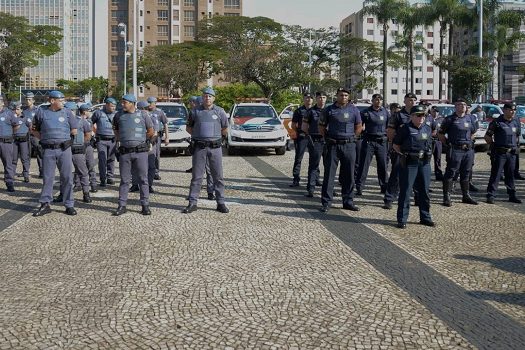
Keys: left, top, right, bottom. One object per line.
{"left": 158, "top": 105, "right": 188, "bottom": 120}
{"left": 435, "top": 105, "right": 455, "bottom": 117}
{"left": 233, "top": 106, "right": 277, "bottom": 119}
{"left": 516, "top": 106, "right": 525, "bottom": 118}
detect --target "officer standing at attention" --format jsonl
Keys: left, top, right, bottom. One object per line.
{"left": 11, "top": 102, "right": 32, "bottom": 183}
{"left": 301, "top": 91, "right": 327, "bottom": 197}
{"left": 112, "top": 94, "right": 154, "bottom": 216}
{"left": 355, "top": 93, "right": 389, "bottom": 195}
{"left": 0, "top": 96, "right": 19, "bottom": 192}
{"left": 130, "top": 100, "right": 156, "bottom": 193}
{"left": 318, "top": 87, "right": 363, "bottom": 213}
{"left": 430, "top": 106, "right": 445, "bottom": 181}
{"left": 485, "top": 103, "right": 522, "bottom": 204}
{"left": 438, "top": 98, "right": 478, "bottom": 207}
{"left": 383, "top": 93, "right": 417, "bottom": 209}
{"left": 79, "top": 104, "right": 98, "bottom": 193}
{"left": 24, "top": 93, "right": 42, "bottom": 178}
{"left": 183, "top": 87, "right": 229, "bottom": 214}
{"left": 146, "top": 97, "right": 169, "bottom": 180}
{"left": 69, "top": 102, "right": 93, "bottom": 203}
{"left": 32, "top": 91, "right": 78, "bottom": 216}
{"left": 91, "top": 97, "right": 118, "bottom": 187}
{"left": 290, "top": 93, "right": 314, "bottom": 187}
{"left": 393, "top": 105, "right": 435, "bottom": 228}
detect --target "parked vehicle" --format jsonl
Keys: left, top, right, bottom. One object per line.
{"left": 156, "top": 102, "right": 191, "bottom": 154}
{"left": 226, "top": 102, "right": 288, "bottom": 155}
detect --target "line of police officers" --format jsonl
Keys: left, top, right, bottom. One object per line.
{"left": 290, "top": 90, "right": 522, "bottom": 228}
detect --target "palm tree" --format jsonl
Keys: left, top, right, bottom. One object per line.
{"left": 426, "top": 0, "right": 470, "bottom": 100}
{"left": 363, "top": 0, "right": 408, "bottom": 104}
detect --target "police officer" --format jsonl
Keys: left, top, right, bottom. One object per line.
{"left": 79, "top": 104, "right": 98, "bottom": 193}
{"left": 301, "top": 91, "right": 327, "bottom": 197}
{"left": 32, "top": 91, "right": 78, "bottom": 216}
{"left": 383, "top": 93, "right": 417, "bottom": 209}
{"left": 438, "top": 98, "right": 478, "bottom": 206}
{"left": 0, "top": 97, "right": 19, "bottom": 192}
{"left": 319, "top": 87, "right": 363, "bottom": 212}
{"left": 184, "top": 96, "right": 199, "bottom": 173}
{"left": 183, "top": 87, "right": 229, "bottom": 214}
{"left": 113, "top": 94, "right": 155, "bottom": 216}
{"left": 355, "top": 93, "right": 389, "bottom": 195}
{"left": 430, "top": 106, "right": 445, "bottom": 181}
{"left": 146, "top": 96, "right": 169, "bottom": 180}
{"left": 290, "top": 93, "right": 314, "bottom": 187}
{"left": 393, "top": 105, "right": 435, "bottom": 228}
{"left": 130, "top": 100, "right": 156, "bottom": 193}
{"left": 485, "top": 103, "right": 522, "bottom": 204}
{"left": 24, "top": 93, "right": 42, "bottom": 178}
{"left": 91, "top": 97, "right": 118, "bottom": 187}
{"left": 10, "top": 102, "right": 31, "bottom": 183}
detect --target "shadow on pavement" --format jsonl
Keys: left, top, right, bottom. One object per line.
{"left": 454, "top": 255, "right": 525, "bottom": 276}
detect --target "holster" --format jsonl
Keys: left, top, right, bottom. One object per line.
{"left": 71, "top": 145, "right": 86, "bottom": 154}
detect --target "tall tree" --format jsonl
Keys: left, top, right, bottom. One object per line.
{"left": 198, "top": 16, "right": 305, "bottom": 100}
{"left": 0, "top": 12, "right": 62, "bottom": 90}
{"left": 56, "top": 77, "right": 109, "bottom": 103}
{"left": 138, "top": 41, "right": 222, "bottom": 97}
{"left": 363, "top": 0, "right": 408, "bottom": 105}
{"left": 425, "top": 0, "right": 471, "bottom": 100}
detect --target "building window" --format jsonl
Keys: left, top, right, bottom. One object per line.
{"left": 367, "top": 89, "right": 374, "bottom": 94}
{"left": 184, "top": 10, "right": 195, "bottom": 21}
{"left": 111, "top": 71, "right": 118, "bottom": 81}
{"left": 427, "top": 43, "right": 433, "bottom": 49}
{"left": 367, "top": 18, "right": 374, "bottom": 23}
{"left": 416, "top": 31, "right": 422, "bottom": 36}
{"left": 111, "top": 25, "right": 119, "bottom": 35}
{"left": 224, "top": 12, "right": 240, "bottom": 16}
{"left": 173, "top": 25, "right": 180, "bottom": 36}
{"left": 158, "top": 10, "right": 168, "bottom": 21}
{"left": 111, "top": 56, "right": 119, "bottom": 66}
{"left": 184, "top": 25, "right": 195, "bottom": 37}
{"left": 391, "top": 89, "right": 398, "bottom": 95}
{"left": 391, "top": 30, "right": 398, "bottom": 37}
{"left": 173, "top": 10, "right": 179, "bottom": 20}
{"left": 427, "top": 78, "right": 433, "bottom": 84}
{"left": 157, "top": 25, "right": 168, "bottom": 36}
{"left": 224, "top": 0, "right": 240, "bottom": 9}
{"left": 414, "top": 66, "right": 422, "bottom": 72}
{"left": 158, "top": 40, "right": 169, "bottom": 45}
{"left": 391, "top": 77, "right": 398, "bottom": 83}
{"left": 427, "top": 32, "right": 434, "bottom": 37}
{"left": 367, "top": 29, "right": 374, "bottom": 36}
{"left": 183, "top": 0, "right": 195, "bottom": 6}
{"left": 427, "top": 66, "right": 434, "bottom": 72}
{"left": 111, "top": 10, "right": 126, "bottom": 21}
{"left": 416, "top": 90, "right": 422, "bottom": 95}
{"left": 415, "top": 54, "right": 422, "bottom": 60}
{"left": 158, "top": 0, "right": 168, "bottom": 5}
{"left": 415, "top": 78, "right": 422, "bottom": 84}
{"left": 427, "top": 90, "right": 433, "bottom": 95}
{"left": 111, "top": 0, "right": 120, "bottom": 5}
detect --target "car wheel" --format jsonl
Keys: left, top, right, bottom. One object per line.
{"left": 275, "top": 146, "right": 286, "bottom": 155}
{"left": 285, "top": 140, "right": 292, "bottom": 151}
{"left": 227, "top": 145, "right": 238, "bottom": 156}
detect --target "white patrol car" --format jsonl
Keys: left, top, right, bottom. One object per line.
{"left": 226, "top": 102, "right": 288, "bottom": 155}
{"left": 156, "top": 102, "right": 191, "bottom": 155}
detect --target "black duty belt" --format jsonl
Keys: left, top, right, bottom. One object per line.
{"left": 0, "top": 137, "right": 14, "bottom": 143}
{"left": 14, "top": 136, "right": 28, "bottom": 142}
{"left": 98, "top": 135, "right": 115, "bottom": 141}
{"left": 364, "top": 134, "right": 387, "bottom": 142}
{"left": 119, "top": 142, "right": 149, "bottom": 154}
{"left": 452, "top": 144, "right": 472, "bottom": 150}
{"left": 405, "top": 151, "right": 432, "bottom": 160}
{"left": 495, "top": 147, "right": 517, "bottom": 155}
{"left": 326, "top": 137, "right": 355, "bottom": 145}
{"left": 194, "top": 140, "right": 222, "bottom": 149}
{"left": 310, "top": 135, "right": 324, "bottom": 142}
{"left": 41, "top": 140, "right": 72, "bottom": 150}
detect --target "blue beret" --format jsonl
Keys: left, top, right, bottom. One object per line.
{"left": 122, "top": 94, "right": 137, "bottom": 103}
{"left": 48, "top": 90, "right": 65, "bottom": 99}
{"left": 8, "top": 101, "right": 21, "bottom": 110}
{"left": 105, "top": 97, "right": 117, "bottom": 105}
{"left": 136, "top": 101, "right": 149, "bottom": 109}
{"left": 201, "top": 87, "right": 215, "bottom": 96}
{"left": 79, "top": 104, "right": 90, "bottom": 111}
{"left": 25, "top": 92, "right": 35, "bottom": 98}
{"left": 64, "top": 101, "right": 78, "bottom": 110}
{"left": 146, "top": 97, "right": 157, "bottom": 103}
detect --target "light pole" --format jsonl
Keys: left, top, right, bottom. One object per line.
{"left": 0, "top": 30, "right": 9, "bottom": 96}
{"left": 118, "top": 23, "right": 128, "bottom": 94}
{"left": 132, "top": 0, "right": 138, "bottom": 96}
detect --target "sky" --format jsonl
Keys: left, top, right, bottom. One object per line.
{"left": 243, "top": 0, "right": 363, "bottom": 29}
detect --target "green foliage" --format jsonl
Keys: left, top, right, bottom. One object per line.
{"left": 435, "top": 55, "right": 492, "bottom": 102}
{"left": 56, "top": 77, "right": 109, "bottom": 103}
{"left": 0, "top": 12, "right": 62, "bottom": 90}
{"left": 211, "top": 83, "right": 264, "bottom": 112}
{"left": 139, "top": 41, "right": 222, "bottom": 97}
{"left": 271, "top": 89, "right": 303, "bottom": 113}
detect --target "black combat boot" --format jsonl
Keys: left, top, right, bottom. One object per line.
{"left": 442, "top": 179, "right": 452, "bottom": 207}
{"left": 461, "top": 181, "right": 478, "bottom": 205}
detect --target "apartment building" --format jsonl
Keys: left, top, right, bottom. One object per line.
{"left": 339, "top": 4, "right": 448, "bottom": 104}
{"left": 0, "top": 0, "right": 108, "bottom": 92}
{"left": 109, "top": 0, "right": 242, "bottom": 98}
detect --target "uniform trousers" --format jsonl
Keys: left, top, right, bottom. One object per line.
{"left": 72, "top": 151, "right": 90, "bottom": 193}
{"left": 355, "top": 137, "right": 388, "bottom": 191}
{"left": 30, "top": 136, "right": 43, "bottom": 176}
{"left": 384, "top": 152, "right": 401, "bottom": 203}
{"left": 40, "top": 147, "right": 74, "bottom": 208}
{"left": 321, "top": 142, "right": 356, "bottom": 207}
{"left": 306, "top": 139, "right": 323, "bottom": 191}
{"left": 397, "top": 158, "right": 432, "bottom": 224}
{"left": 432, "top": 139, "right": 443, "bottom": 179}
{"left": 0, "top": 142, "right": 15, "bottom": 186}
{"left": 12, "top": 139, "right": 30, "bottom": 178}
{"left": 443, "top": 148, "right": 474, "bottom": 182}
{"left": 292, "top": 135, "right": 309, "bottom": 183}
{"left": 188, "top": 146, "right": 225, "bottom": 205}
{"left": 97, "top": 138, "right": 116, "bottom": 181}
{"left": 487, "top": 151, "right": 517, "bottom": 199}
{"left": 118, "top": 150, "right": 149, "bottom": 206}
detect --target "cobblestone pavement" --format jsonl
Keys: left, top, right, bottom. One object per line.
{"left": 0, "top": 148, "right": 524, "bottom": 349}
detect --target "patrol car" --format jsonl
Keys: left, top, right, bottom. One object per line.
{"left": 226, "top": 102, "right": 288, "bottom": 155}
{"left": 156, "top": 102, "right": 191, "bottom": 154}
{"left": 278, "top": 103, "right": 298, "bottom": 150}
{"left": 470, "top": 103, "right": 503, "bottom": 151}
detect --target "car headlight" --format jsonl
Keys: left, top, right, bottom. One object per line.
{"left": 231, "top": 124, "right": 244, "bottom": 131}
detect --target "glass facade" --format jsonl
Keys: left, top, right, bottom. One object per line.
{"left": 0, "top": 0, "right": 93, "bottom": 90}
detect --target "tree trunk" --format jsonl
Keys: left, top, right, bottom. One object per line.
{"left": 405, "top": 56, "right": 409, "bottom": 92}
{"left": 498, "top": 56, "right": 503, "bottom": 99}
{"left": 409, "top": 35, "right": 414, "bottom": 93}
{"left": 382, "top": 23, "right": 388, "bottom": 106}
{"left": 439, "top": 22, "right": 446, "bottom": 101}
{"left": 447, "top": 23, "right": 454, "bottom": 101}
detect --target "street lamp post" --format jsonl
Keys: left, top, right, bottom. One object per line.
{"left": 478, "top": 0, "right": 483, "bottom": 102}
{"left": 118, "top": 23, "right": 128, "bottom": 94}
{"left": 132, "top": 0, "right": 138, "bottom": 96}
